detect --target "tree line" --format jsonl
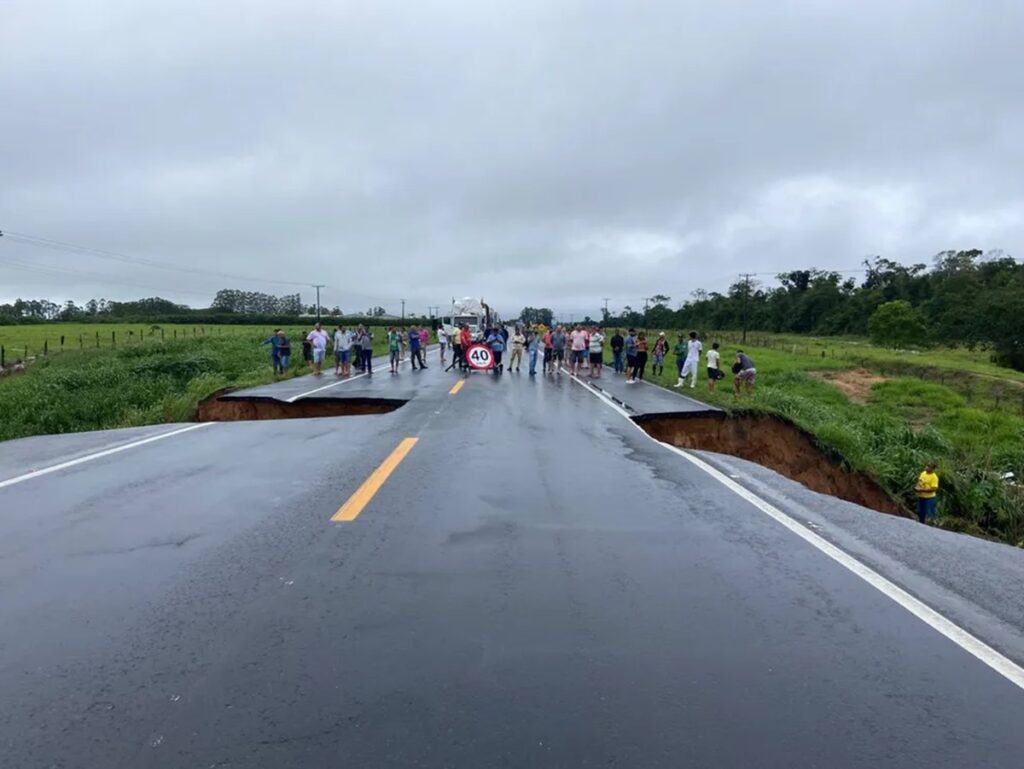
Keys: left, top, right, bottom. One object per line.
{"left": 594, "top": 250, "right": 1023, "bottom": 369}
{"left": 0, "top": 289, "right": 403, "bottom": 325}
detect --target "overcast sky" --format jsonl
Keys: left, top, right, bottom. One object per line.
{"left": 2, "top": 0, "right": 1022, "bottom": 319}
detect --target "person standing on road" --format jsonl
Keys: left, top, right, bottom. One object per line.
{"left": 569, "top": 324, "right": 589, "bottom": 376}
{"left": 408, "top": 326, "right": 425, "bottom": 370}
{"left": 675, "top": 331, "right": 703, "bottom": 389}
{"left": 628, "top": 332, "right": 648, "bottom": 384}
{"left": 551, "top": 325, "right": 567, "bottom": 374}
{"left": 542, "top": 327, "right": 554, "bottom": 374}
{"left": 652, "top": 332, "right": 668, "bottom": 377}
{"left": 588, "top": 326, "right": 605, "bottom": 378}
{"left": 306, "top": 322, "right": 330, "bottom": 377}
{"left": 260, "top": 328, "right": 289, "bottom": 375}
{"left": 610, "top": 329, "right": 624, "bottom": 373}
{"left": 446, "top": 324, "right": 465, "bottom": 372}
{"left": 333, "top": 325, "right": 350, "bottom": 377}
{"left": 419, "top": 326, "right": 431, "bottom": 358}
{"left": 438, "top": 326, "right": 448, "bottom": 366}
{"left": 706, "top": 342, "right": 724, "bottom": 392}
{"left": 459, "top": 324, "right": 472, "bottom": 371}
{"left": 623, "top": 329, "right": 638, "bottom": 381}
{"left": 388, "top": 327, "right": 403, "bottom": 375}
{"left": 733, "top": 350, "right": 756, "bottom": 396}
{"left": 357, "top": 325, "right": 374, "bottom": 375}
{"left": 487, "top": 328, "right": 505, "bottom": 375}
{"left": 527, "top": 327, "right": 541, "bottom": 376}
{"left": 352, "top": 329, "right": 364, "bottom": 372}
{"left": 915, "top": 463, "right": 940, "bottom": 524}
{"left": 509, "top": 326, "right": 526, "bottom": 372}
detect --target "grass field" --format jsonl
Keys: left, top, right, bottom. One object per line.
{"left": 641, "top": 331, "right": 1024, "bottom": 545}
{"left": 0, "top": 325, "right": 413, "bottom": 442}
{"left": 0, "top": 323, "right": 318, "bottom": 363}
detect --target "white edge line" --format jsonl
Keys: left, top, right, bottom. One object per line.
{"left": 285, "top": 345, "right": 441, "bottom": 403}
{"left": 565, "top": 372, "right": 1024, "bottom": 691}
{"left": 286, "top": 372, "right": 367, "bottom": 402}
{"left": 0, "top": 423, "right": 213, "bottom": 490}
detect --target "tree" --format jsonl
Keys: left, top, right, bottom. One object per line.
{"left": 519, "top": 307, "right": 554, "bottom": 327}
{"left": 868, "top": 300, "right": 928, "bottom": 349}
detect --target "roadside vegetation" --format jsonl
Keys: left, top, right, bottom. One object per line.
{"left": 644, "top": 332, "right": 1024, "bottom": 546}
{"left": 0, "top": 327, "right": 394, "bottom": 442}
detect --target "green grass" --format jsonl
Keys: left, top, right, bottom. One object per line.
{"left": 0, "top": 326, "right": 404, "bottom": 442}
{"left": 645, "top": 332, "right": 1024, "bottom": 546}
{"left": 0, "top": 323, "right": 312, "bottom": 361}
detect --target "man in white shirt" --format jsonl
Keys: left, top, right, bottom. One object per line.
{"left": 307, "top": 322, "right": 330, "bottom": 376}
{"left": 706, "top": 342, "right": 724, "bottom": 392}
{"left": 674, "top": 331, "right": 702, "bottom": 388}
{"left": 588, "top": 327, "right": 605, "bottom": 378}
{"left": 437, "top": 327, "right": 449, "bottom": 365}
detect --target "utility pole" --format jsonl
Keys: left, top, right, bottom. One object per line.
{"left": 312, "top": 284, "right": 325, "bottom": 322}
{"left": 401, "top": 299, "right": 405, "bottom": 321}
{"left": 602, "top": 297, "right": 610, "bottom": 319}
{"left": 643, "top": 297, "right": 651, "bottom": 331}
{"left": 738, "top": 273, "right": 753, "bottom": 343}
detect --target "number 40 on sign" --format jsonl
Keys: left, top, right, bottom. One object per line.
{"left": 465, "top": 344, "right": 494, "bottom": 370}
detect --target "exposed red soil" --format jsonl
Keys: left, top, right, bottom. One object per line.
{"left": 637, "top": 412, "right": 906, "bottom": 516}
{"left": 196, "top": 395, "right": 404, "bottom": 422}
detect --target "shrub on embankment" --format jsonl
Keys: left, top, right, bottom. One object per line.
{"left": 0, "top": 337, "right": 270, "bottom": 440}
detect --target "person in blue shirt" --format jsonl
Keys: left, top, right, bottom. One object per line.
{"left": 487, "top": 329, "right": 505, "bottom": 375}
{"left": 260, "top": 329, "right": 291, "bottom": 375}
{"left": 408, "top": 326, "right": 426, "bottom": 370}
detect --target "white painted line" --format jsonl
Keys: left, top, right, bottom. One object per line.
{"left": 0, "top": 423, "right": 213, "bottom": 491}
{"left": 286, "top": 373, "right": 367, "bottom": 402}
{"left": 565, "top": 373, "right": 1024, "bottom": 691}
{"left": 637, "top": 376, "right": 710, "bottom": 409}
{"left": 285, "top": 345, "right": 440, "bottom": 403}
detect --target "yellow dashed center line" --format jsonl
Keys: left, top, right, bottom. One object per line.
{"left": 448, "top": 380, "right": 465, "bottom": 395}
{"left": 331, "top": 437, "right": 419, "bottom": 522}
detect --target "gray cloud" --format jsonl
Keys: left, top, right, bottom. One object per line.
{"left": 2, "top": 0, "right": 1022, "bottom": 319}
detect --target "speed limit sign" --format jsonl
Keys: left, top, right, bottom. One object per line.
{"left": 465, "top": 344, "right": 494, "bottom": 370}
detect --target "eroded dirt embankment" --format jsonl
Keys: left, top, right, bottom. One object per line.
{"left": 196, "top": 395, "right": 404, "bottom": 422}
{"left": 637, "top": 412, "right": 905, "bottom": 516}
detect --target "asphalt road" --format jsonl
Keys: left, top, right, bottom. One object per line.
{"left": 2, "top": 351, "right": 1024, "bottom": 768}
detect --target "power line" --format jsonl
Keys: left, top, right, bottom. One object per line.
{"left": 0, "top": 229, "right": 313, "bottom": 288}
{"left": 0, "top": 255, "right": 217, "bottom": 300}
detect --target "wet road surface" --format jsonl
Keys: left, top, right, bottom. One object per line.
{"left": 2, "top": 352, "right": 1023, "bottom": 767}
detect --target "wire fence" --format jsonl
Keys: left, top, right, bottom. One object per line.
{"left": 0, "top": 326, "right": 264, "bottom": 370}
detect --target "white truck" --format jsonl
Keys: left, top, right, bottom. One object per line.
{"left": 439, "top": 297, "right": 497, "bottom": 342}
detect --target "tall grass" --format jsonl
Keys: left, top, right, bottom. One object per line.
{"left": 0, "top": 329, "right": 398, "bottom": 442}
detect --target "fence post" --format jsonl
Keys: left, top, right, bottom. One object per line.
{"left": 112, "top": 331, "right": 116, "bottom": 348}
{"left": 1, "top": 345, "right": 4, "bottom": 368}
{"left": 96, "top": 331, "right": 99, "bottom": 348}
{"left": 174, "top": 329, "right": 177, "bottom": 339}
{"left": 161, "top": 328, "right": 165, "bottom": 341}
{"left": 60, "top": 335, "right": 65, "bottom": 351}
{"left": 43, "top": 340, "right": 48, "bottom": 356}
{"left": 79, "top": 334, "right": 83, "bottom": 349}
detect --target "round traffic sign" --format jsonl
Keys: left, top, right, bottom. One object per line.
{"left": 465, "top": 344, "right": 494, "bottom": 370}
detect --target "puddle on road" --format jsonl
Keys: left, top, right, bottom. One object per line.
{"left": 635, "top": 412, "right": 905, "bottom": 516}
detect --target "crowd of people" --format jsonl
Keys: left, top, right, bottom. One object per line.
{"left": 262, "top": 322, "right": 759, "bottom": 394}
